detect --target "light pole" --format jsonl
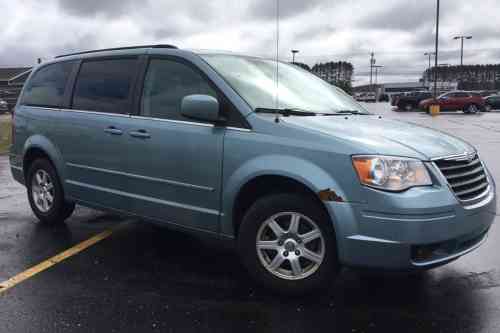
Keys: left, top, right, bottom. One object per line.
{"left": 291, "top": 49, "right": 299, "bottom": 64}
{"left": 453, "top": 35, "right": 472, "bottom": 66}
{"left": 433, "top": 0, "right": 440, "bottom": 97}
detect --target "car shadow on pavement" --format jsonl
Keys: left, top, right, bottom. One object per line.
{"left": 77, "top": 221, "right": 485, "bottom": 332}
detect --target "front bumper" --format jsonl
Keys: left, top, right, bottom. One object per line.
{"left": 326, "top": 180, "right": 497, "bottom": 271}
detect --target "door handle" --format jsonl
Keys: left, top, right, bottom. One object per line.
{"left": 129, "top": 129, "right": 151, "bottom": 139}
{"left": 104, "top": 126, "right": 123, "bottom": 135}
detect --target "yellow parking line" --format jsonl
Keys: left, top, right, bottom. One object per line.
{"left": 0, "top": 224, "right": 125, "bottom": 295}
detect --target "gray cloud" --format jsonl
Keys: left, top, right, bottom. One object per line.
{"left": 248, "top": 0, "right": 324, "bottom": 20}
{"left": 56, "top": 0, "right": 139, "bottom": 18}
{"left": 1, "top": 0, "right": 499, "bottom": 86}
{"left": 359, "top": 2, "right": 437, "bottom": 31}
{"left": 294, "top": 25, "right": 336, "bottom": 42}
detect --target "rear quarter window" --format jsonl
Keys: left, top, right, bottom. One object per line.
{"left": 21, "top": 61, "right": 75, "bottom": 108}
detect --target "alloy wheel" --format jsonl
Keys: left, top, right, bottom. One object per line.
{"left": 31, "top": 169, "right": 55, "bottom": 213}
{"left": 256, "top": 212, "right": 325, "bottom": 280}
{"left": 467, "top": 104, "right": 479, "bottom": 113}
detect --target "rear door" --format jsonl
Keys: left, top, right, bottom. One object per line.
{"left": 440, "top": 92, "right": 461, "bottom": 111}
{"left": 453, "top": 92, "right": 471, "bottom": 110}
{"left": 123, "top": 57, "right": 226, "bottom": 232}
{"left": 55, "top": 57, "right": 140, "bottom": 212}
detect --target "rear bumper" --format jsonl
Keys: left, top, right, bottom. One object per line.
{"left": 326, "top": 183, "right": 496, "bottom": 271}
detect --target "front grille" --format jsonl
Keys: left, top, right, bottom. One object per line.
{"left": 434, "top": 154, "right": 490, "bottom": 201}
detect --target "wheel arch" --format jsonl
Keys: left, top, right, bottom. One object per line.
{"left": 231, "top": 175, "right": 330, "bottom": 236}
{"left": 22, "top": 135, "right": 67, "bottom": 184}
{"left": 221, "top": 153, "right": 349, "bottom": 239}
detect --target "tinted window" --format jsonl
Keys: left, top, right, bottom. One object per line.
{"left": 72, "top": 58, "right": 137, "bottom": 114}
{"left": 22, "top": 62, "right": 74, "bottom": 107}
{"left": 142, "top": 59, "right": 217, "bottom": 121}
{"left": 453, "top": 92, "right": 469, "bottom": 98}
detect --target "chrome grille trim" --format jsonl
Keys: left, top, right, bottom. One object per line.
{"left": 439, "top": 158, "right": 480, "bottom": 171}
{"left": 445, "top": 166, "right": 483, "bottom": 180}
{"left": 450, "top": 174, "right": 486, "bottom": 188}
{"left": 433, "top": 153, "right": 490, "bottom": 203}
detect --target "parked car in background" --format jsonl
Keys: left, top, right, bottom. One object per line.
{"left": 355, "top": 92, "right": 376, "bottom": 102}
{"left": 485, "top": 95, "right": 500, "bottom": 111}
{"left": 393, "top": 91, "right": 433, "bottom": 111}
{"left": 419, "top": 91, "right": 486, "bottom": 113}
{"left": 478, "top": 90, "right": 498, "bottom": 97}
{"left": 9, "top": 45, "right": 497, "bottom": 295}
{"left": 378, "top": 93, "right": 389, "bottom": 102}
{"left": 0, "top": 99, "right": 9, "bottom": 114}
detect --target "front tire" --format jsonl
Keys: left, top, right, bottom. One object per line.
{"left": 404, "top": 103, "right": 413, "bottom": 112}
{"left": 26, "top": 158, "right": 75, "bottom": 225}
{"left": 238, "top": 193, "right": 339, "bottom": 295}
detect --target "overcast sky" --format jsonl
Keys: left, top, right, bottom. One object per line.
{"left": 2, "top": 0, "right": 499, "bottom": 85}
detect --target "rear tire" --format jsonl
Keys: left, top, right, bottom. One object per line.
{"left": 464, "top": 104, "right": 479, "bottom": 114}
{"left": 26, "top": 158, "right": 75, "bottom": 225}
{"left": 237, "top": 193, "right": 339, "bottom": 295}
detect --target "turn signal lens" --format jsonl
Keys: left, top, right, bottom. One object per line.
{"left": 352, "top": 156, "right": 432, "bottom": 191}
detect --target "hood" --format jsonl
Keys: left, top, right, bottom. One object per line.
{"left": 282, "top": 115, "right": 475, "bottom": 160}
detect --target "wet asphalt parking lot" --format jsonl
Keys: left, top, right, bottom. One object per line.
{"left": 0, "top": 105, "right": 500, "bottom": 333}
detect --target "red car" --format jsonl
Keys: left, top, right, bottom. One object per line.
{"left": 419, "top": 91, "right": 485, "bottom": 113}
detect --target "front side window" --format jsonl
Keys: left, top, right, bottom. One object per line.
{"left": 22, "top": 61, "right": 74, "bottom": 107}
{"left": 72, "top": 58, "right": 137, "bottom": 114}
{"left": 201, "top": 54, "right": 367, "bottom": 114}
{"left": 141, "top": 59, "right": 217, "bottom": 121}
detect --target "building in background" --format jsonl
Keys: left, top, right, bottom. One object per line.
{"left": 0, "top": 67, "right": 32, "bottom": 110}
{"left": 423, "top": 65, "right": 500, "bottom": 91}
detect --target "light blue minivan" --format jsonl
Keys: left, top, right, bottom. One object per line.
{"left": 9, "top": 45, "right": 496, "bottom": 294}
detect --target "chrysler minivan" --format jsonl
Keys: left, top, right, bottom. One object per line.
{"left": 9, "top": 45, "right": 497, "bottom": 294}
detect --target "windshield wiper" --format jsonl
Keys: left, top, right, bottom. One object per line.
{"left": 254, "top": 107, "right": 317, "bottom": 116}
{"left": 326, "top": 110, "right": 369, "bottom": 115}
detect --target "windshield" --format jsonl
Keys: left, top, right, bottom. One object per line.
{"left": 201, "top": 54, "right": 368, "bottom": 114}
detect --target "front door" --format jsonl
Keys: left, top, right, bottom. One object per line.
{"left": 123, "top": 58, "right": 225, "bottom": 233}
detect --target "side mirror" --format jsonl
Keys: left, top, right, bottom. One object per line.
{"left": 181, "top": 94, "right": 223, "bottom": 123}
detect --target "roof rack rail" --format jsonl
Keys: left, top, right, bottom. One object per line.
{"left": 55, "top": 44, "right": 178, "bottom": 58}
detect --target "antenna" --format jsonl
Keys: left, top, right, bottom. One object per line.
{"left": 274, "top": 0, "right": 280, "bottom": 123}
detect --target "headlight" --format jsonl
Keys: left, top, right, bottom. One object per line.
{"left": 352, "top": 155, "right": 432, "bottom": 191}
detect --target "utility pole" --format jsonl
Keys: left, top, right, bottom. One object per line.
{"left": 453, "top": 35, "right": 472, "bottom": 66}
{"left": 373, "top": 65, "right": 383, "bottom": 85}
{"left": 424, "top": 52, "right": 435, "bottom": 71}
{"left": 424, "top": 52, "right": 435, "bottom": 87}
{"left": 291, "top": 49, "right": 299, "bottom": 64}
{"left": 433, "top": 0, "right": 440, "bottom": 97}
{"left": 369, "top": 52, "right": 375, "bottom": 93}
